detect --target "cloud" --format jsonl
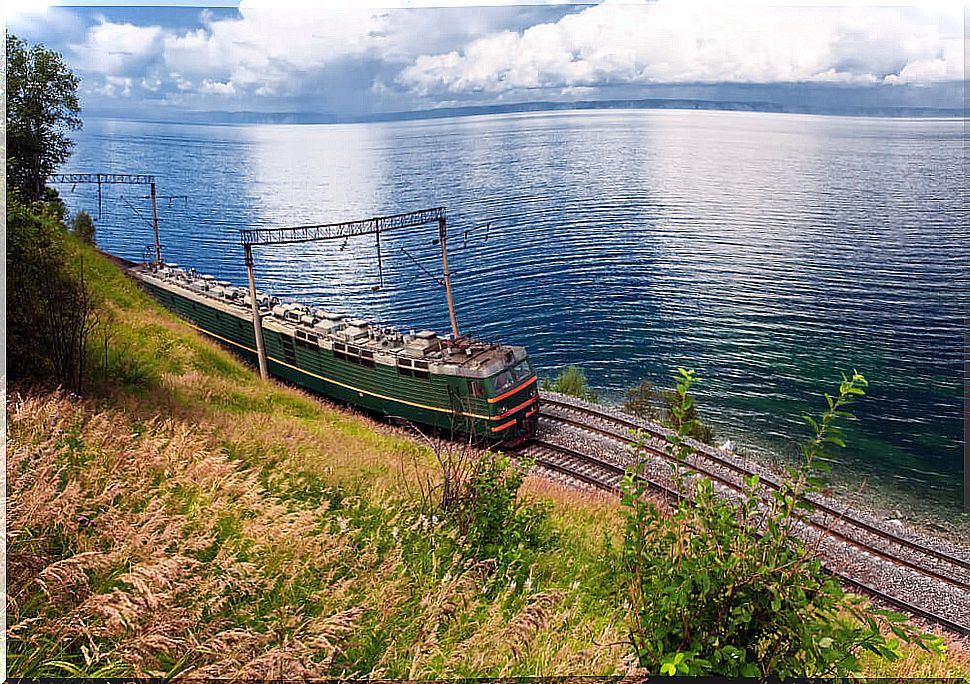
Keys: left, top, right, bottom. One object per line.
{"left": 161, "top": 4, "right": 390, "bottom": 98}
{"left": 36, "top": 2, "right": 965, "bottom": 118}
{"left": 55, "top": 2, "right": 583, "bottom": 111}
{"left": 70, "top": 20, "right": 165, "bottom": 77}
{"left": 399, "top": 1, "right": 964, "bottom": 95}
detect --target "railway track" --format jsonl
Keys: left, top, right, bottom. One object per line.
{"left": 519, "top": 394, "right": 970, "bottom": 637}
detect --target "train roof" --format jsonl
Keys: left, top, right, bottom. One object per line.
{"left": 130, "top": 263, "right": 528, "bottom": 379}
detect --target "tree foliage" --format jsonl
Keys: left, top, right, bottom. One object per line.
{"left": 620, "top": 369, "right": 943, "bottom": 676}
{"left": 7, "top": 194, "right": 99, "bottom": 391}
{"left": 6, "top": 33, "right": 81, "bottom": 202}
{"left": 542, "top": 365, "right": 599, "bottom": 403}
{"left": 623, "top": 379, "right": 661, "bottom": 420}
{"left": 71, "top": 210, "right": 96, "bottom": 245}
{"left": 624, "top": 377, "right": 715, "bottom": 444}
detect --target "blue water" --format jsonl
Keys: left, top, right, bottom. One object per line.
{"left": 59, "top": 110, "right": 968, "bottom": 510}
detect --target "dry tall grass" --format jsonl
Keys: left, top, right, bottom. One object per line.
{"left": 6, "top": 381, "right": 629, "bottom": 676}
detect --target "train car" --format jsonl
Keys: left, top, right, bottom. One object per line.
{"left": 129, "top": 263, "right": 539, "bottom": 444}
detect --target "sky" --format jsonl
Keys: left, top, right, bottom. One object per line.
{"left": 6, "top": 1, "right": 966, "bottom": 120}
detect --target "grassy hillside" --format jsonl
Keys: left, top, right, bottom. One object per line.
{"left": 6, "top": 237, "right": 969, "bottom": 677}
{"left": 7, "top": 239, "right": 630, "bottom": 677}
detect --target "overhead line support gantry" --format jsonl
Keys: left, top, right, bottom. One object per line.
{"left": 49, "top": 172, "right": 163, "bottom": 265}
{"left": 239, "top": 207, "right": 460, "bottom": 381}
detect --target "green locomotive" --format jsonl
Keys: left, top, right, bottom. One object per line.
{"left": 130, "top": 263, "right": 539, "bottom": 443}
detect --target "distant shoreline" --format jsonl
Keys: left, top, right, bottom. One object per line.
{"left": 85, "top": 97, "right": 965, "bottom": 127}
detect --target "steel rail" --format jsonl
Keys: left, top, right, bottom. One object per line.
{"left": 540, "top": 396, "right": 970, "bottom": 578}
{"left": 536, "top": 412, "right": 970, "bottom": 590}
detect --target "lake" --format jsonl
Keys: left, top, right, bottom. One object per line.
{"left": 60, "top": 109, "right": 968, "bottom": 512}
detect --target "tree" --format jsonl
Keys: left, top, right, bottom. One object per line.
{"left": 71, "top": 210, "right": 96, "bottom": 245}
{"left": 624, "top": 376, "right": 715, "bottom": 443}
{"left": 6, "top": 33, "right": 81, "bottom": 202}
{"left": 542, "top": 365, "right": 599, "bottom": 403}
{"left": 623, "top": 379, "right": 661, "bottom": 420}
{"left": 7, "top": 194, "right": 99, "bottom": 391}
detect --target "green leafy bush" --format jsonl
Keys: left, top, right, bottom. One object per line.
{"left": 71, "top": 210, "right": 96, "bottom": 245}
{"left": 542, "top": 365, "right": 599, "bottom": 403}
{"left": 620, "top": 368, "right": 943, "bottom": 677}
{"left": 408, "top": 439, "right": 552, "bottom": 588}
{"left": 623, "top": 376, "right": 714, "bottom": 444}
{"left": 454, "top": 451, "right": 550, "bottom": 567}
{"left": 623, "top": 379, "right": 661, "bottom": 420}
{"left": 7, "top": 194, "right": 100, "bottom": 391}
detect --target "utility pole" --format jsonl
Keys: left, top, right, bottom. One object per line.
{"left": 438, "top": 216, "right": 460, "bottom": 340}
{"left": 150, "top": 181, "right": 161, "bottom": 264}
{"left": 244, "top": 244, "right": 269, "bottom": 380}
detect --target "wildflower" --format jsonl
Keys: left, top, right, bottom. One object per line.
{"left": 431, "top": 514, "right": 439, "bottom": 527}
{"left": 337, "top": 516, "right": 349, "bottom": 532}
{"left": 524, "top": 576, "right": 533, "bottom": 592}
{"left": 391, "top": 526, "right": 399, "bottom": 539}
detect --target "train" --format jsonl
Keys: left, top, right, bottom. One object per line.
{"left": 129, "top": 262, "right": 540, "bottom": 444}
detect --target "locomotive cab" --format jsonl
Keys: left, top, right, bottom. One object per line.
{"left": 485, "top": 356, "right": 539, "bottom": 445}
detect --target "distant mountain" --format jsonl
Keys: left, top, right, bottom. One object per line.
{"left": 119, "top": 82, "right": 965, "bottom": 124}
{"left": 356, "top": 97, "right": 964, "bottom": 122}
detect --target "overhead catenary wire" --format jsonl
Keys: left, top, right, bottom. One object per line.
{"left": 399, "top": 245, "right": 445, "bottom": 287}
{"left": 119, "top": 193, "right": 157, "bottom": 230}
{"left": 238, "top": 207, "right": 462, "bottom": 379}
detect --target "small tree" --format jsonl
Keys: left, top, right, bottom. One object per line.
{"left": 71, "top": 211, "right": 96, "bottom": 245}
{"left": 6, "top": 33, "right": 82, "bottom": 202}
{"left": 656, "top": 386, "right": 714, "bottom": 444}
{"left": 543, "top": 365, "right": 599, "bottom": 403}
{"left": 7, "top": 195, "right": 99, "bottom": 391}
{"left": 400, "top": 429, "right": 550, "bottom": 574}
{"left": 620, "top": 369, "right": 942, "bottom": 676}
{"left": 623, "top": 379, "right": 660, "bottom": 420}
{"left": 624, "top": 377, "right": 714, "bottom": 443}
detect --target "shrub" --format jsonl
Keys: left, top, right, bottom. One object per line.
{"left": 405, "top": 436, "right": 551, "bottom": 584}
{"left": 620, "top": 368, "right": 943, "bottom": 677}
{"left": 623, "top": 379, "right": 661, "bottom": 420}
{"left": 453, "top": 451, "right": 550, "bottom": 567}
{"left": 624, "top": 376, "right": 714, "bottom": 444}
{"left": 71, "top": 210, "right": 96, "bottom": 245}
{"left": 542, "top": 365, "right": 599, "bottom": 403}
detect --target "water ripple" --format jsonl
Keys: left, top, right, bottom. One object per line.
{"left": 65, "top": 110, "right": 968, "bottom": 507}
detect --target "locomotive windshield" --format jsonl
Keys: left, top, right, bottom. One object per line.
{"left": 490, "top": 360, "right": 533, "bottom": 393}
{"left": 512, "top": 359, "right": 533, "bottom": 382}
{"left": 491, "top": 370, "right": 514, "bottom": 393}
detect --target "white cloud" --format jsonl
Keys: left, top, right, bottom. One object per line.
{"left": 399, "top": 1, "right": 965, "bottom": 95}
{"left": 94, "top": 75, "right": 134, "bottom": 97}
{"left": 70, "top": 20, "right": 165, "bottom": 77}
{"left": 159, "top": 3, "right": 393, "bottom": 98}
{"left": 62, "top": 3, "right": 578, "bottom": 105}
{"left": 52, "top": 2, "right": 966, "bottom": 112}
{"left": 200, "top": 79, "right": 236, "bottom": 95}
